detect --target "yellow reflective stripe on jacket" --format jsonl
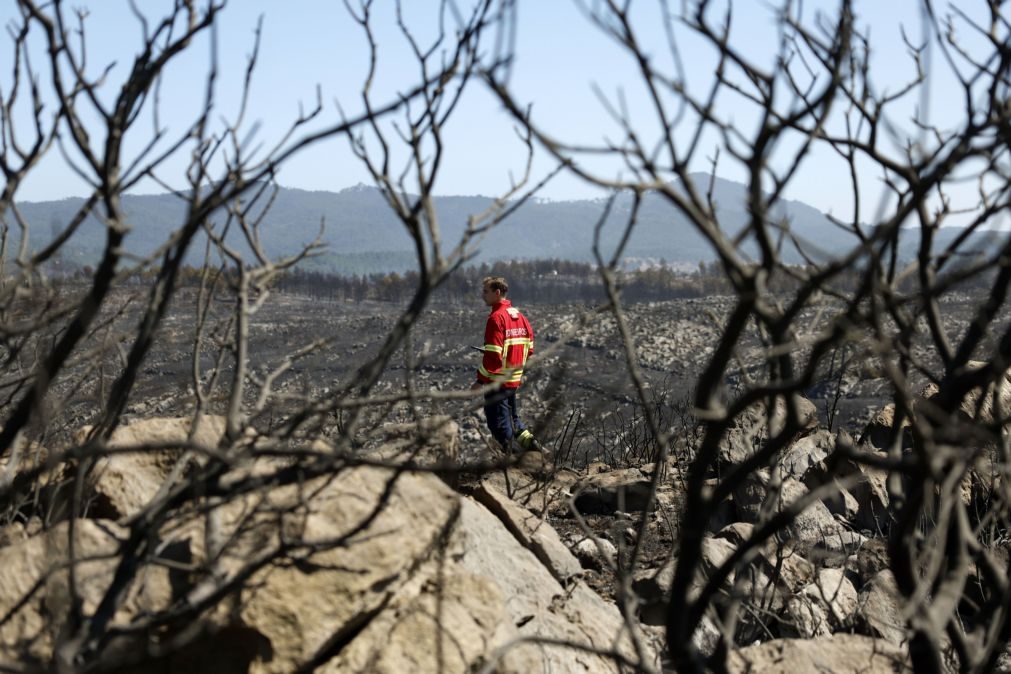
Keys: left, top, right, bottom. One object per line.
{"left": 480, "top": 338, "right": 531, "bottom": 382}
{"left": 503, "top": 337, "right": 533, "bottom": 367}
{"left": 478, "top": 364, "right": 508, "bottom": 381}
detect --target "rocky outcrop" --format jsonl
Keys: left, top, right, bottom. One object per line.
{"left": 719, "top": 396, "right": 818, "bottom": 465}
{"left": 229, "top": 466, "right": 464, "bottom": 674}
{"left": 783, "top": 568, "right": 858, "bottom": 638}
{"left": 0, "top": 415, "right": 657, "bottom": 674}
{"left": 728, "top": 633, "right": 911, "bottom": 673}
{"left": 454, "top": 496, "right": 656, "bottom": 672}
{"left": 573, "top": 467, "right": 655, "bottom": 514}
{"left": 0, "top": 519, "right": 177, "bottom": 666}
{"left": 76, "top": 415, "right": 226, "bottom": 520}
{"left": 472, "top": 480, "right": 583, "bottom": 583}
{"left": 858, "top": 569, "right": 907, "bottom": 646}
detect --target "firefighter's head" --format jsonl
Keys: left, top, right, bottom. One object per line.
{"left": 481, "top": 276, "right": 508, "bottom": 306}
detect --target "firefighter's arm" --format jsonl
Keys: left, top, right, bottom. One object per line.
{"left": 476, "top": 315, "right": 505, "bottom": 383}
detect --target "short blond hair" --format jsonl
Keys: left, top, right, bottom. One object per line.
{"left": 482, "top": 276, "right": 508, "bottom": 294}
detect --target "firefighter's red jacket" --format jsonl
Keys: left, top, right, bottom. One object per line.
{"left": 477, "top": 299, "right": 534, "bottom": 389}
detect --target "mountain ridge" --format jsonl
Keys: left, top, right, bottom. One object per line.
{"left": 12, "top": 174, "right": 991, "bottom": 275}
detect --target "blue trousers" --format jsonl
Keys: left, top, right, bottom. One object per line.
{"left": 483, "top": 388, "right": 527, "bottom": 449}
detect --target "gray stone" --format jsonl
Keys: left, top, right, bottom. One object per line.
{"left": 840, "top": 453, "right": 892, "bottom": 533}
{"left": 720, "top": 396, "right": 818, "bottom": 465}
{"left": 573, "top": 468, "right": 655, "bottom": 514}
{"left": 781, "top": 429, "right": 836, "bottom": 481}
{"left": 573, "top": 537, "right": 617, "bottom": 571}
{"left": 76, "top": 415, "right": 226, "bottom": 520}
{"left": 728, "top": 634, "right": 910, "bottom": 673}
{"left": 858, "top": 569, "right": 907, "bottom": 646}
{"left": 455, "top": 497, "right": 658, "bottom": 672}
{"left": 784, "top": 568, "right": 858, "bottom": 637}
{"left": 472, "top": 480, "right": 583, "bottom": 583}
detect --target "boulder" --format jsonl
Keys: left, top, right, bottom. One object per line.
{"left": 77, "top": 415, "right": 226, "bottom": 520}
{"left": 847, "top": 537, "right": 890, "bottom": 586}
{"left": 230, "top": 466, "right": 463, "bottom": 674}
{"left": 935, "top": 360, "right": 1011, "bottom": 427}
{"left": 632, "top": 558, "right": 676, "bottom": 625}
{"left": 735, "top": 473, "right": 865, "bottom": 554}
{"left": 454, "top": 497, "right": 658, "bottom": 672}
{"left": 371, "top": 414, "right": 460, "bottom": 474}
{"left": 692, "top": 614, "right": 722, "bottom": 659}
{"left": 479, "top": 466, "right": 579, "bottom": 518}
{"left": 781, "top": 429, "right": 836, "bottom": 481}
{"left": 719, "top": 396, "right": 818, "bottom": 465}
{"left": 472, "top": 480, "right": 583, "bottom": 583}
{"left": 715, "top": 522, "right": 754, "bottom": 547}
{"left": 822, "top": 477, "right": 861, "bottom": 522}
{"left": 733, "top": 469, "right": 770, "bottom": 523}
{"left": 700, "top": 536, "right": 737, "bottom": 578}
{"left": 573, "top": 537, "right": 617, "bottom": 571}
{"left": 0, "top": 519, "right": 176, "bottom": 666}
{"left": 783, "top": 568, "right": 858, "bottom": 638}
{"left": 573, "top": 468, "right": 655, "bottom": 514}
{"left": 859, "top": 404, "right": 909, "bottom": 452}
{"left": 728, "top": 633, "right": 910, "bottom": 673}
{"left": 715, "top": 522, "right": 814, "bottom": 593}
{"left": 858, "top": 569, "right": 907, "bottom": 645}
{"left": 779, "top": 478, "right": 866, "bottom": 554}
{"left": 319, "top": 570, "right": 536, "bottom": 674}
{"left": 840, "top": 453, "right": 892, "bottom": 534}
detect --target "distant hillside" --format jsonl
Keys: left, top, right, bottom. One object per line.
{"left": 12, "top": 174, "right": 1000, "bottom": 275}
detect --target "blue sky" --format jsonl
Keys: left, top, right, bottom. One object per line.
{"left": 1, "top": 1, "right": 997, "bottom": 225}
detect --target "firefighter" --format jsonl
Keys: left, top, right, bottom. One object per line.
{"left": 470, "top": 276, "right": 543, "bottom": 454}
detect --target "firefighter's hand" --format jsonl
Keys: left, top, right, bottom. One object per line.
{"left": 469, "top": 381, "right": 483, "bottom": 393}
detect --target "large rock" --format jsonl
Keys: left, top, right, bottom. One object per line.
{"left": 822, "top": 476, "right": 861, "bottom": 522}
{"left": 847, "top": 537, "right": 890, "bottom": 586}
{"left": 783, "top": 568, "right": 858, "bottom": 638}
{"left": 714, "top": 522, "right": 814, "bottom": 594}
{"left": 77, "top": 415, "right": 226, "bottom": 520}
{"left": 472, "top": 480, "right": 583, "bottom": 583}
{"left": 229, "top": 466, "right": 463, "bottom": 674}
{"left": 319, "top": 570, "right": 535, "bottom": 674}
{"left": 779, "top": 478, "right": 866, "bottom": 554}
{"left": 719, "top": 396, "right": 818, "bottom": 465}
{"left": 0, "top": 519, "right": 176, "bottom": 666}
{"left": 574, "top": 536, "right": 617, "bottom": 572}
{"left": 454, "top": 497, "right": 657, "bottom": 672}
{"left": 859, "top": 404, "right": 909, "bottom": 452}
{"left": 700, "top": 536, "right": 737, "bottom": 578}
{"left": 479, "top": 466, "right": 580, "bottom": 518}
{"left": 858, "top": 569, "right": 907, "bottom": 645}
{"left": 732, "top": 468, "right": 771, "bottom": 523}
{"left": 931, "top": 360, "right": 1011, "bottom": 427}
{"left": 728, "top": 633, "right": 910, "bottom": 673}
{"left": 734, "top": 473, "right": 865, "bottom": 554}
{"left": 839, "top": 453, "right": 892, "bottom": 534}
{"left": 781, "top": 429, "right": 836, "bottom": 481}
{"left": 370, "top": 414, "right": 460, "bottom": 476}
{"left": 573, "top": 468, "right": 655, "bottom": 514}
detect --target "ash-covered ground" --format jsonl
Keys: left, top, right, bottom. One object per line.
{"left": 81, "top": 286, "right": 1005, "bottom": 470}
